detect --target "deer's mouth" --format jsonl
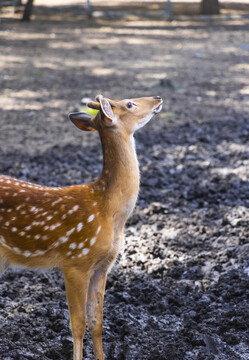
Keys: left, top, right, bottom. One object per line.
{"left": 153, "top": 101, "right": 163, "bottom": 114}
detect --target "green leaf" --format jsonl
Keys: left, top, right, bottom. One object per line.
{"left": 160, "top": 112, "right": 175, "bottom": 119}
{"left": 84, "top": 107, "right": 99, "bottom": 116}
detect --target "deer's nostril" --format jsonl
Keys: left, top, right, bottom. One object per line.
{"left": 153, "top": 96, "right": 162, "bottom": 100}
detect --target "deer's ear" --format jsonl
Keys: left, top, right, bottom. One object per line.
{"left": 69, "top": 112, "right": 97, "bottom": 132}
{"left": 96, "top": 94, "right": 116, "bottom": 126}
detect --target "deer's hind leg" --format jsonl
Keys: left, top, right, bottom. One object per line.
{"left": 0, "top": 253, "right": 9, "bottom": 276}
{"left": 86, "top": 268, "right": 108, "bottom": 360}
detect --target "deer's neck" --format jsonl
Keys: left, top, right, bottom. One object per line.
{"left": 95, "top": 130, "right": 140, "bottom": 228}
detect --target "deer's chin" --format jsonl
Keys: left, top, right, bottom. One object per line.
{"left": 132, "top": 113, "right": 153, "bottom": 133}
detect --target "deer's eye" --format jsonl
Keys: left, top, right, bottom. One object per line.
{"left": 126, "top": 102, "right": 133, "bottom": 109}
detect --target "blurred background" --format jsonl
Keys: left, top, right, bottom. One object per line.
{"left": 0, "top": 1, "right": 249, "bottom": 360}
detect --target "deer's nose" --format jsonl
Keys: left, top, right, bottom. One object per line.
{"left": 153, "top": 96, "right": 162, "bottom": 100}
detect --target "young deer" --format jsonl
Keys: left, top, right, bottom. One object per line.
{"left": 0, "top": 94, "right": 163, "bottom": 360}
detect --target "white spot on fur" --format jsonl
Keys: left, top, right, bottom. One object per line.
{"left": 78, "top": 242, "right": 84, "bottom": 249}
{"left": 59, "top": 236, "right": 68, "bottom": 243}
{"left": 13, "top": 247, "right": 21, "bottom": 254}
{"left": 33, "top": 250, "right": 46, "bottom": 256}
{"left": 50, "top": 223, "right": 61, "bottom": 231}
{"left": 96, "top": 225, "right": 101, "bottom": 234}
{"left": 76, "top": 222, "right": 83, "bottom": 232}
{"left": 23, "top": 250, "right": 31, "bottom": 257}
{"left": 52, "top": 241, "right": 60, "bottom": 248}
{"left": 90, "top": 237, "right": 96, "bottom": 246}
{"left": 69, "top": 242, "right": 76, "bottom": 249}
{"left": 66, "top": 227, "right": 75, "bottom": 236}
{"left": 82, "top": 248, "right": 89, "bottom": 255}
{"left": 87, "top": 214, "right": 95, "bottom": 223}
{"left": 68, "top": 205, "right": 79, "bottom": 215}
{"left": 51, "top": 198, "right": 63, "bottom": 206}
{"left": 0, "top": 235, "right": 6, "bottom": 243}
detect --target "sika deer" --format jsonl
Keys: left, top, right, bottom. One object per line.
{"left": 0, "top": 94, "right": 163, "bottom": 360}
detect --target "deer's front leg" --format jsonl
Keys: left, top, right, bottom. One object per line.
{"left": 63, "top": 267, "right": 90, "bottom": 360}
{"left": 87, "top": 267, "right": 109, "bottom": 360}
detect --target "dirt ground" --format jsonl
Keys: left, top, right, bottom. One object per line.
{"left": 0, "top": 3, "right": 249, "bottom": 360}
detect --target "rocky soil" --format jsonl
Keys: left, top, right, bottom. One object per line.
{"left": 0, "top": 4, "right": 248, "bottom": 360}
